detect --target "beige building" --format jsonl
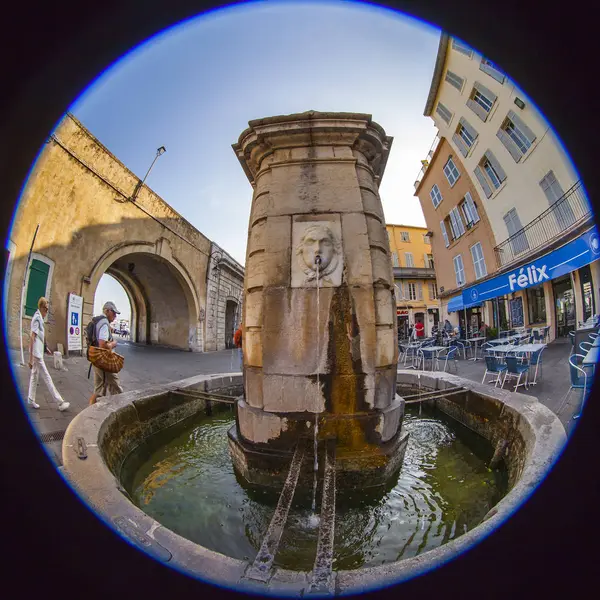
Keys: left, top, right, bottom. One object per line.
{"left": 386, "top": 223, "right": 439, "bottom": 338}
{"left": 416, "top": 32, "right": 597, "bottom": 341}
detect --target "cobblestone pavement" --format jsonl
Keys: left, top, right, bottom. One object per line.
{"left": 8, "top": 337, "right": 587, "bottom": 466}
{"left": 9, "top": 340, "right": 241, "bottom": 466}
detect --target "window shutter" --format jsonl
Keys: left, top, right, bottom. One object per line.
{"left": 466, "top": 98, "right": 488, "bottom": 122}
{"left": 448, "top": 211, "right": 458, "bottom": 239}
{"left": 25, "top": 259, "right": 50, "bottom": 317}
{"left": 474, "top": 165, "right": 493, "bottom": 198}
{"left": 484, "top": 150, "right": 507, "bottom": 182}
{"left": 436, "top": 102, "right": 453, "bottom": 125}
{"left": 440, "top": 220, "right": 450, "bottom": 248}
{"left": 403, "top": 283, "right": 409, "bottom": 300}
{"left": 473, "top": 81, "right": 497, "bottom": 103}
{"left": 459, "top": 117, "right": 478, "bottom": 140}
{"left": 452, "top": 132, "right": 469, "bottom": 157}
{"left": 454, "top": 207, "right": 466, "bottom": 235}
{"left": 445, "top": 70, "right": 464, "bottom": 91}
{"left": 417, "top": 283, "right": 423, "bottom": 301}
{"left": 508, "top": 110, "right": 536, "bottom": 143}
{"left": 470, "top": 245, "right": 480, "bottom": 279}
{"left": 464, "top": 192, "right": 480, "bottom": 223}
{"left": 424, "top": 253, "right": 429, "bottom": 268}
{"left": 461, "top": 201, "right": 473, "bottom": 225}
{"left": 496, "top": 128, "right": 523, "bottom": 162}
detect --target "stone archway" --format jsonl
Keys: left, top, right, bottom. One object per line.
{"left": 83, "top": 241, "right": 203, "bottom": 351}
{"left": 224, "top": 298, "right": 238, "bottom": 349}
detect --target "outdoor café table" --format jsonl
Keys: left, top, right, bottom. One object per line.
{"left": 467, "top": 336, "right": 486, "bottom": 361}
{"left": 418, "top": 346, "right": 446, "bottom": 371}
{"left": 489, "top": 338, "right": 514, "bottom": 345}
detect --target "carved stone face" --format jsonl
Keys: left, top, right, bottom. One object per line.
{"left": 300, "top": 225, "right": 335, "bottom": 273}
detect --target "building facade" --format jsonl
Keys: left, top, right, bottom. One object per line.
{"left": 415, "top": 136, "right": 498, "bottom": 332}
{"left": 415, "top": 32, "right": 596, "bottom": 340}
{"left": 386, "top": 223, "right": 439, "bottom": 338}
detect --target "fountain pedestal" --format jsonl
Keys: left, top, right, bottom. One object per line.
{"left": 229, "top": 111, "right": 408, "bottom": 488}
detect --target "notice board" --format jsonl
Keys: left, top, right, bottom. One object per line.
{"left": 510, "top": 297, "right": 524, "bottom": 327}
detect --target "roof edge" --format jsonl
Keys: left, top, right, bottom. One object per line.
{"left": 423, "top": 32, "right": 450, "bottom": 117}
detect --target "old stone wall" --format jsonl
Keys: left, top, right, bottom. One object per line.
{"left": 5, "top": 113, "right": 213, "bottom": 353}
{"left": 204, "top": 242, "right": 244, "bottom": 351}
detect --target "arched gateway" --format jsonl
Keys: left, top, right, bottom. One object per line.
{"left": 4, "top": 114, "right": 241, "bottom": 354}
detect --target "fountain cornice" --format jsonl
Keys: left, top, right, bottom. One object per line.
{"left": 232, "top": 110, "right": 393, "bottom": 188}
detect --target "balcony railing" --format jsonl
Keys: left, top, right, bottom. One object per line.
{"left": 414, "top": 134, "right": 440, "bottom": 190}
{"left": 493, "top": 180, "right": 592, "bottom": 269}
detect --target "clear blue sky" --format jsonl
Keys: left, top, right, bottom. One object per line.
{"left": 69, "top": 0, "right": 441, "bottom": 315}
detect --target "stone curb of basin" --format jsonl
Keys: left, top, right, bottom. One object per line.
{"left": 60, "top": 370, "right": 567, "bottom": 597}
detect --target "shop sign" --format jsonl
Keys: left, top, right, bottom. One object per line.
{"left": 463, "top": 226, "right": 599, "bottom": 305}
{"left": 397, "top": 309, "right": 408, "bottom": 316}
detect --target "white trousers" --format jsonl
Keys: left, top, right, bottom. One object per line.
{"left": 28, "top": 356, "right": 63, "bottom": 404}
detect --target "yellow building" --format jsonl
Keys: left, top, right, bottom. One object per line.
{"left": 386, "top": 224, "right": 439, "bottom": 338}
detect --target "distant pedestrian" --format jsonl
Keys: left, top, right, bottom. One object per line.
{"left": 415, "top": 320, "right": 425, "bottom": 338}
{"left": 479, "top": 322, "right": 490, "bottom": 339}
{"left": 234, "top": 324, "right": 243, "bottom": 371}
{"left": 27, "top": 297, "right": 70, "bottom": 411}
{"left": 87, "top": 301, "right": 124, "bottom": 406}
{"left": 444, "top": 319, "right": 453, "bottom": 334}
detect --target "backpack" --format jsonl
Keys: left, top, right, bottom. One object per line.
{"left": 85, "top": 315, "right": 108, "bottom": 361}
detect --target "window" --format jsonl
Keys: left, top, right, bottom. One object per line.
{"left": 436, "top": 102, "right": 453, "bottom": 125}
{"left": 423, "top": 234, "right": 431, "bottom": 244}
{"left": 497, "top": 110, "right": 536, "bottom": 162}
{"left": 526, "top": 285, "right": 547, "bottom": 325}
{"left": 443, "top": 157, "right": 460, "bottom": 186}
{"left": 424, "top": 253, "right": 434, "bottom": 269}
{"left": 479, "top": 58, "right": 505, "bottom": 83}
{"left": 452, "top": 38, "right": 473, "bottom": 57}
{"left": 460, "top": 192, "right": 480, "bottom": 228}
{"left": 453, "top": 254, "right": 466, "bottom": 287}
{"left": 395, "top": 283, "right": 404, "bottom": 300}
{"left": 24, "top": 256, "right": 53, "bottom": 317}
{"left": 470, "top": 242, "right": 487, "bottom": 280}
{"left": 400, "top": 231, "right": 410, "bottom": 242}
{"left": 448, "top": 207, "right": 466, "bottom": 240}
{"left": 445, "top": 70, "right": 464, "bottom": 91}
{"left": 452, "top": 117, "right": 478, "bottom": 157}
{"left": 405, "top": 252, "right": 414, "bottom": 267}
{"left": 428, "top": 282, "right": 438, "bottom": 300}
{"left": 467, "top": 82, "right": 497, "bottom": 122}
{"left": 540, "top": 171, "right": 576, "bottom": 230}
{"left": 391, "top": 252, "right": 400, "bottom": 267}
{"left": 474, "top": 150, "right": 507, "bottom": 197}
{"left": 430, "top": 184, "right": 443, "bottom": 208}
{"left": 504, "top": 208, "right": 530, "bottom": 255}
{"left": 440, "top": 220, "right": 450, "bottom": 248}
{"left": 407, "top": 283, "right": 417, "bottom": 301}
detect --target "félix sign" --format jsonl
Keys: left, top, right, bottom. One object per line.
{"left": 463, "top": 226, "right": 599, "bottom": 306}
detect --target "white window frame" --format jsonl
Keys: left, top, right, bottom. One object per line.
{"left": 408, "top": 283, "right": 417, "bottom": 301}
{"left": 391, "top": 252, "right": 400, "bottom": 267}
{"left": 472, "top": 89, "right": 494, "bottom": 114}
{"left": 400, "top": 232, "right": 410, "bottom": 242}
{"left": 457, "top": 123, "right": 475, "bottom": 149}
{"left": 502, "top": 117, "right": 533, "bottom": 155}
{"left": 436, "top": 102, "right": 453, "bottom": 125}
{"left": 425, "top": 253, "right": 434, "bottom": 269}
{"left": 470, "top": 242, "right": 487, "bottom": 280}
{"left": 405, "top": 252, "right": 415, "bottom": 268}
{"left": 428, "top": 282, "right": 438, "bottom": 300}
{"left": 453, "top": 254, "right": 466, "bottom": 287}
{"left": 482, "top": 157, "right": 503, "bottom": 189}
{"left": 430, "top": 184, "right": 443, "bottom": 208}
{"left": 445, "top": 70, "right": 464, "bottom": 92}
{"left": 423, "top": 234, "right": 431, "bottom": 245}
{"left": 443, "top": 158, "right": 460, "bottom": 187}
{"left": 22, "top": 253, "right": 55, "bottom": 321}
{"left": 395, "top": 283, "right": 404, "bottom": 300}
{"left": 449, "top": 207, "right": 466, "bottom": 239}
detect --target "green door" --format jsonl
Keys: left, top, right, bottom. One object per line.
{"left": 24, "top": 259, "right": 49, "bottom": 317}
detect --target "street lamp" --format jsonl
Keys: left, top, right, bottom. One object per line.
{"left": 129, "top": 146, "right": 166, "bottom": 202}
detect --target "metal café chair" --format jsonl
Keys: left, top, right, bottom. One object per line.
{"left": 580, "top": 341, "right": 593, "bottom": 354}
{"left": 502, "top": 356, "right": 530, "bottom": 392}
{"left": 435, "top": 345, "right": 458, "bottom": 373}
{"left": 569, "top": 331, "right": 576, "bottom": 354}
{"left": 526, "top": 346, "right": 545, "bottom": 385}
{"left": 482, "top": 355, "right": 508, "bottom": 387}
{"left": 569, "top": 354, "right": 594, "bottom": 420}
{"left": 417, "top": 346, "right": 438, "bottom": 371}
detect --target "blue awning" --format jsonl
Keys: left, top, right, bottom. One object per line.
{"left": 462, "top": 225, "right": 600, "bottom": 306}
{"left": 447, "top": 295, "right": 482, "bottom": 313}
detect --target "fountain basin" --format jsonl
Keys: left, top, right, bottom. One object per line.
{"left": 61, "top": 371, "right": 566, "bottom": 596}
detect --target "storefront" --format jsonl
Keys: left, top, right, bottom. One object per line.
{"left": 462, "top": 226, "right": 600, "bottom": 341}
{"left": 397, "top": 308, "right": 409, "bottom": 339}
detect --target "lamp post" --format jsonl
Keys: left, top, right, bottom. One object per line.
{"left": 129, "top": 146, "right": 166, "bottom": 202}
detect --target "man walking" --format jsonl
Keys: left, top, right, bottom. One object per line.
{"left": 88, "top": 301, "right": 124, "bottom": 406}
{"left": 234, "top": 324, "right": 243, "bottom": 371}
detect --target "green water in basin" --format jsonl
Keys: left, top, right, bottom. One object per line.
{"left": 123, "top": 405, "right": 508, "bottom": 571}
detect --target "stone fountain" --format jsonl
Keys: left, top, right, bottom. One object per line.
{"left": 228, "top": 111, "right": 409, "bottom": 488}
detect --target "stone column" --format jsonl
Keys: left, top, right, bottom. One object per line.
{"left": 230, "top": 112, "right": 406, "bottom": 485}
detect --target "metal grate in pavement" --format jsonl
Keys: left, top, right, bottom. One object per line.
{"left": 39, "top": 430, "right": 66, "bottom": 443}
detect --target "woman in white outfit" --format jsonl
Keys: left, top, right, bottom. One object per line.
{"left": 27, "top": 297, "right": 70, "bottom": 411}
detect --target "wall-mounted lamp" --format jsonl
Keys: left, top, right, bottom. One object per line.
{"left": 129, "top": 146, "right": 166, "bottom": 202}
{"left": 514, "top": 97, "right": 526, "bottom": 110}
